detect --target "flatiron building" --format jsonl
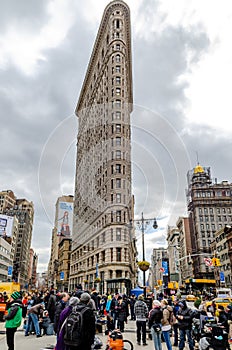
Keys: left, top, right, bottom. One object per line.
{"left": 70, "top": 0, "right": 137, "bottom": 294}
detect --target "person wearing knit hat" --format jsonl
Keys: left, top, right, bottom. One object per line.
{"left": 11, "top": 291, "right": 21, "bottom": 300}
{"left": 55, "top": 296, "right": 80, "bottom": 350}
{"left": 5, "top": 290, "right": 23, "bottom": 350}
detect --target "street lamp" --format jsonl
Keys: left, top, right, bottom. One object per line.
{"left": 136, "top": 212, "right": 158, "bottom": 297}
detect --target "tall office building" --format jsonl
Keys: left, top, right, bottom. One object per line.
{"left": 48, "top": 195, "right": 73, "bottom": 288}
{"left": 186, "top": 164, "right": 232, "bottom": 280}
{"left": 1, "top": 193, "right": 34, "bottom": 288}
{"left": 70, "top": 0, "right": 137, "bottom": 294}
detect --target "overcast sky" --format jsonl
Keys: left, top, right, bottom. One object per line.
{"left": 1, "top": 0, "right": 232, "bottom": 272}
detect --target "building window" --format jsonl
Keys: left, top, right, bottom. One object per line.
{"left": 116, "top": 111, "right": 121, "bottom": 119}
{"left": 116, "top": 54, "right": 120, "bottom": 63}
{"left": 116, "top": 270, "right": 122, "bottom": 278}
{"left": 116, "top": 76, "right": 121, "bottom": 84}
{"left": 102, "top": 232, "right": 105, "bottom": 243}
{"left": 111, "top": 248, "right": 113, "bottom": 262}
{"left": 116, "top": 124, "right": 121, "bottom": 133}
{"left": 111, "top": 228, "right": 113, "bottom": 241}
{"left": 116, "top": 150, "right": 121, "bottom": 159}
{"left": 116, "top": 228, "right": 121, "bottom": 241}
{"left": 111, "top": 211, "right": 114, "bottom": 222}
{"left": 116, "top": 178, "right": 121, "bottom": 188}
{"left": 209, "top": 208, "right": 213, "bottom": 214}
{"left": 116, "top": 99, "right": 121, "bottom": 108}
{"left": 116, "top": 65, "right": 121, "bottom": 73}
{"left": 116, "top": 210, "right": 121, "bottom": 222}
{"left": 116, "top": 137, "right": 121, "bottom": 146}
{"left": 116, "top": 248, "right": 121, "bottom": 261}
{"left": 116, "top": 193, "right": 121, "bottom": 203}
{"left": 116, "top": 164, "right": 121, "bottom": 173}
{"left": 116, "top": 44, "right": 120, "bottom": 50}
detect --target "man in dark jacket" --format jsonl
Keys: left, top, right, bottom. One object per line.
{"left": 54, "top": 292, "right": 70, "bottom": 333}
{"left": 5, "top": 291, "right": 23, "bottom": 350}
{"left": 176, "top": 300, "right": 194, "bottom": 350}
{"left": 67, "top": 292, "right": 95, "bottom": 350}
{"left": 47, "top": 290, "right": 57, "bottom": 323}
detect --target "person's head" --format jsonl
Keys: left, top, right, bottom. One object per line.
{"left": 61, "top": 292, "right": 70, "bottom": 303}
{"left": 80, "top": 292, "right": 91, "bottom": 304}
{"left": 179, "top": 300, "right": 187, "bottom": 309}
{"left": 161, "top": 299, "right": 168, "bottom": 307}
{"left": 69, "top": 296, "right": 79, "bottom": 307}
{"left": 10, "top": 291, "right": 22, "bottom": 301}
{"left": 218, "top": 305, "right": 224, "bottom": 312}
{"left": 153, "top": 300, "right": 161, "bottom": 308}
{"left": 138, "top": 294, "right": 144, "bottom": 301}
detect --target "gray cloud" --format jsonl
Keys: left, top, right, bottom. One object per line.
{"left": 0, "top": 1, "right": 231, "bottom": 271}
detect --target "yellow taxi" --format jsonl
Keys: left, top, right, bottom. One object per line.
{"left": 206, "top": 298, "right": 232, "bottom": 312}
{"left": 186, "top": 294, "right": 197, "bottom": 302}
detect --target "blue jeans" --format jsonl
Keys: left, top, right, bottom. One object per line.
{"left": 25, "top": 313, "right": 40, "bottom": 336}
{"left": 162, "top": 329, "right": 172, "bottom": 350}
{"left": 151, "top": 326, "right": 162, "bottom": 350}
{"left": 179, "top": 328, "right": 194, "bottom": 350}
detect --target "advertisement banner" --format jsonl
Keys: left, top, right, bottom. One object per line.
{"left": 57, "top": 202, "right": 73, "bottom": 237}
{"left": 0, "top": 214, "right": 14, "bottom": 238}
{"left": 162, "top": 260, "right": 169, "bottom": 276}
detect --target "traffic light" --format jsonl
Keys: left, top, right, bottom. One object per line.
{"left": 211, "top": 257, "right": 217, "bottom": 266}
{"left": 211, "top": 257, "right": 221, "bottom": 266}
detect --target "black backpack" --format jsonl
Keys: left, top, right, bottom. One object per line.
{"left": 63, "top": 306, "right": 88, "bottom": 347}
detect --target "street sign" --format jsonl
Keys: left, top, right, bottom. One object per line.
{"left": 60, "top": 271, "right": 64, "bottom": 281}
{"left": 220, "top": 272, "right": 225, "bottom": 283}
{"left": 204, "top": 257, "right": 212, "bottom": 266}
{"left": 7, "top": 265, "right": 13, "bottom": 276}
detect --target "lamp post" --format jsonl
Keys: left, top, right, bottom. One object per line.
{"left": 136, "top": 212, "right": 158, "bottom": 297}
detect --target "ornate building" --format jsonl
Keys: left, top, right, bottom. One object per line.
{"left": 186, "top": 164, "right": 232, "bottom": 280}
{"left": 70, "top": 0, "right": 137, "bottom": 294}
{"left": 48, "top": 195, "right": 73, "bottom": 288}
{"left": 1, "top": 193, "right": 34, "bottom": 288}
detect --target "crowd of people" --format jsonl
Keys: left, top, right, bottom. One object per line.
{"left": 3, "top": 286, "right": 232, "bottom": 350}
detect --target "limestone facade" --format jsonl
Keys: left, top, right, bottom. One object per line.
{"left": 70, "top": 0, "right": 137, "bottom": 294}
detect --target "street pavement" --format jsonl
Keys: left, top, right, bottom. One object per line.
{"left": 0, "top": 319, "right": 175, "bottom": 350}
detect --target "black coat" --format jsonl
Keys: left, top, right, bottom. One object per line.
{"left": 176, "top": 305, "right": 194, "bottom": 330}
{"left": 148, "top": 307, "right": 163, "bottom": 328}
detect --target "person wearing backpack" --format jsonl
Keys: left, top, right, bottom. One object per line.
{"left": 148, "top": 300, "right": 163, "bottom": 350}
{"left": 54, "top": 292, "right": 70, "bottom": 334}
{"left": 4, "top": 291, "right": 23, "bottom": 350}
{"left": 55, "top": 296, "right": 79, "bottom": 350}
{"left": 160, "top": 299, "right": 173, "bottom": 350}
{"left": 64, "top": 292, "right": 95, "bottom": 350}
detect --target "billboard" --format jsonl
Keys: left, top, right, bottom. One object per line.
{"left": 162, "top": 260, "right": 169, "bottom": 276}
{"left": 57, "top": 201, "right": 73, "bottom": 237}
{"left": 0, "top": 214, "right": 14, "bottom": 238}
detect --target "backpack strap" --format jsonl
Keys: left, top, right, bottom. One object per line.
{"left": 60, "top": 306, "right": 89, "bottom": 337}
